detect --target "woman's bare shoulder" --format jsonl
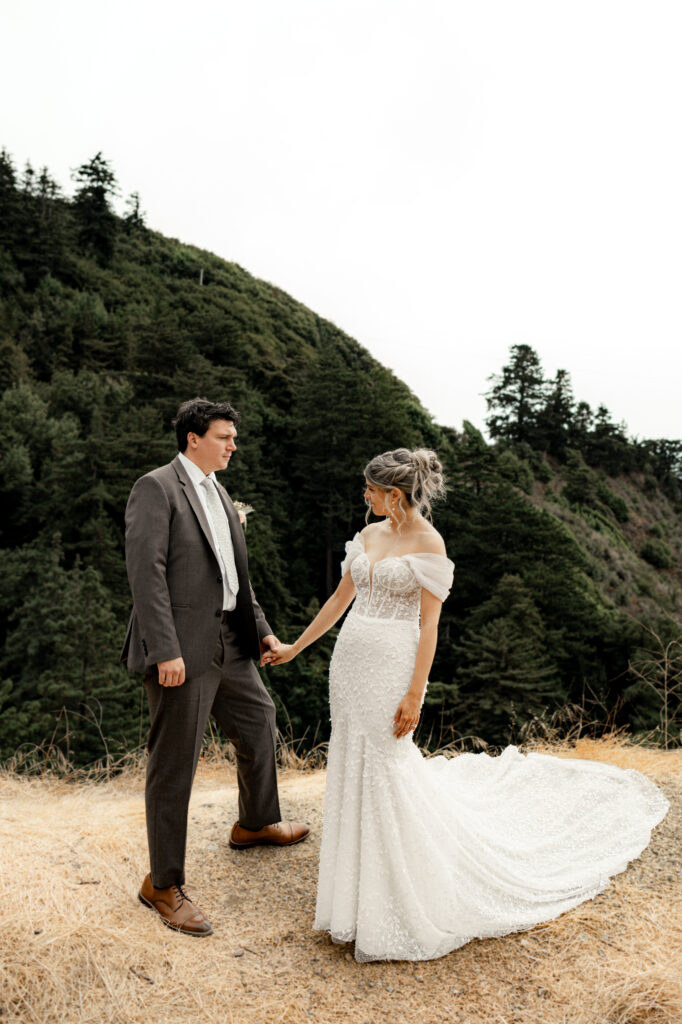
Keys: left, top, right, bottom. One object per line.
{"left": 416, "top": 521, "right": 447, "bottom": 556}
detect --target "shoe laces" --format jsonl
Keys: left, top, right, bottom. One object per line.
{"left": 172, "top": 884, "right": 190, "bottom": 906}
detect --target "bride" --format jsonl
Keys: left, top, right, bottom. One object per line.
{"left": 263, "top": 448, "right": 669, "bottom": 962}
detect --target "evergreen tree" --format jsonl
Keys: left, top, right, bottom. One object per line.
{"left": 451, "top": 421, "right": 498, "bottom": 494}
{"left": 562, "top": 449, "right": 599, "bottom": 506}
{"left": 0, "top": 147, "right": 16, "bottom": 194}
{"left": 71, "top": 152, "right": 118, "bottom": 265}
{"left": 0, "top": 338, "right": 32, "bottom": 391}
{"left": 430, "top": 475, "right": 614, "bottom": 717}
{"left": 33, "top": 166, "right": 66, "bottom": 280}
{"left": 0, "top": 147, "right": 19, "bottom": 254}
{"left": 569, "top": 400, "right": 593, "bottom": 448}
{"left": 12, "top": 162, "right": 67, "bottom": 287}
{"left": 21, "top": 161, "right": 36, "bottom": 196}
{"left": 293, "top": 326, "right": 423, "bottom": 595}
{"left": 124, "top": 190, "right": 146, "bottom": 231}
{"left": 640, "top": 439, "right": 682, "bottom": 502}
{"left": 485, "top": 344, "right": 546, "bottom": 445}
{"left": 496, "top": 448, "right": 534, "bottom": 493}
{"left": 585, "top": 405, "right": 631, "bottom": 474}
{"left": 0, "top": 539, "right": 139, "bottom": 763}
{"left": 267, "top": 597, "right": 337, "bottom": 740}
{"left": 537, "top": 368, "right": 575, "bottom": 457}
{"left": 453, "top": 575, "right": 564, "bottom": 742}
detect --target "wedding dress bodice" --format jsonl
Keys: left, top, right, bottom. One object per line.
{"left": 342, "top": 532, "right": 455, "bottom": 621}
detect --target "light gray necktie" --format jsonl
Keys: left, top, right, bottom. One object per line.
{"left": 200, "top": 478, "right": 240, "bottom": 600}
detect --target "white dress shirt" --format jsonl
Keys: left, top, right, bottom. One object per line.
{"left": 178, "top": 451, "right": 238, "bottom": 610}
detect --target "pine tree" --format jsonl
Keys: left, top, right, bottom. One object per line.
{"left": 0, "top": 147, "right": 16, "bottom": 194}
{"left": 0, "top": 148, "right": 19, "bottom": 254}
{"left": 11, "top": 163, "right": 67, "bottom": 287}
{"left": 453, "top": 575, "right": 564, "bottom": 742}
{"left": 640, "top": 439, "right": 682, "bottom": 502}
{"left": 584, "top": 405, "right": 631, "bottom": 473}
{"left": 537, "top": 368, "right": 575, "bottom": 457}
{"left": 293, "top": 326, "right": 423, "bottom": 595}
{"left": 21, "top": 161, "right": 36, "bottom": 196}
{"left": 562, "top": 449, "right": 599, "bottom": 506}
{"left": 71, "top": 152, "right": 118, "bottom": 265}
{"left": 0, "top": 538, "right": 139, "bottom": 764}
{"left": 34, "top": 166, "right": 66, "bottom": 280}
{"left": 485, "top": 344, "right": 546, "bottom": 445}
{"left": 452, "top": 421, "right": 498, "bottom": 494}
{"left": 124, "top": 190, "right": 146, "bottom": 231}
{"left": 569, "top": 400, "right": 593, "bottom": 448}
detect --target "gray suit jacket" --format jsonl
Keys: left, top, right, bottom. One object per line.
{"left": 121, "top": 455, "right": 272, "bottom": 677}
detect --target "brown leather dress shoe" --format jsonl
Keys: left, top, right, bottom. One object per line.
{"left": 138, "top": 874, "right": 213, "bottom": 936}
{"left": 229, "top": 820, "right": 310, "bottom": 849}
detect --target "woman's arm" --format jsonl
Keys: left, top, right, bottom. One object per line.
{"left": 261, "top": 570, "right": 356, "bottom": 666}
{"left": 393, "top": 588, "right": 443, "bottom": 738}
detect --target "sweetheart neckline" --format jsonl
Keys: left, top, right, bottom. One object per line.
{"left": 358, "top": 550, "right": 437, "bottom": 573}
{"left": 357, "top": 551, "right": 451, "bottom": 596}
{"left": 357, "top": 550, "right": 451, "bottom": 572}
{"left": 357, "top": 551, "right": 421, "bottom": 599}
{"left": 346, "top": 544, "right": 455, "bottom": 602}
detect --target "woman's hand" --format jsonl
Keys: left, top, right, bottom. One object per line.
{"left": 393, "top": 690, "right": 422, "bottom": 739}
{"left": 261, "top": 643, "right": 299, "bottom": 667}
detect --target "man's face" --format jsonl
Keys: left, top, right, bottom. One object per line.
{"left": 186, "top": 419, "right": 237, "bottom": 475}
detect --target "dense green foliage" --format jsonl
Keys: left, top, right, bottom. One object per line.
{"left": 1, "top": 149, "right": 680, "bottom": 764}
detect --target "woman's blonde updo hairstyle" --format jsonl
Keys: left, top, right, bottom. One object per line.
{"left": 364, "top": 447, "right": 447, "bottom": 526}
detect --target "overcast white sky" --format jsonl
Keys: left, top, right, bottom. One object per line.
{"left": 2, "top": 0, "right": 681, "bottom": 439}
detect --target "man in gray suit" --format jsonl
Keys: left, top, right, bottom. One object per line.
{"left": 122, "top": 397, "right": 309, "bottom": 937}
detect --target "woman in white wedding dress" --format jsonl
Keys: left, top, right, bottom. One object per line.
{"left": 265, "top": 448, "right": 669, "bottom": 962}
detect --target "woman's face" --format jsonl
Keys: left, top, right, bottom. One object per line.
{"left": 364, "top": 480, "right": 395, "bottom": 517}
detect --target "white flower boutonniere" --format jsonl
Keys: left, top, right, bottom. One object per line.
{"left": 233, "top": 501, "right": 255, "bottom": 529}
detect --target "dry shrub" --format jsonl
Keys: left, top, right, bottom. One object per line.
{"left": 601, "top": 963, "right": 682, "bottom": 1024}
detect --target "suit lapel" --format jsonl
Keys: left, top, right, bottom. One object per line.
{"left": 171, "top": 455, "right": 221, "bottom": 567}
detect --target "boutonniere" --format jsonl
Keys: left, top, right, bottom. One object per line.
{"left": 233, "top": 501, "right": 255, "bottom": 529}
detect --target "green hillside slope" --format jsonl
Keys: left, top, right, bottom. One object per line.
{"left": 1, "top": 149, "right": 680, "bottom": 764}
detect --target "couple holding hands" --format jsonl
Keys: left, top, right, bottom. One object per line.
{"left": 123, "top": 397, "right": 667, "bottom": 963}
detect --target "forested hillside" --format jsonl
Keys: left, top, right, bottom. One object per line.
{"left": 1, "top": 148, "right": 680, "bottom": 765}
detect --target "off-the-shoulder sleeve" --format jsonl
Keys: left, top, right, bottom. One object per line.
{"left": 403, "top": 553, "right": 455, "bottom": 601}
{"left": 340, "top": 532, "right": 365, "bottom": 577}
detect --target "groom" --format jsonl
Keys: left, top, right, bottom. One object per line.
{"left": 122, "top": 397, "right": 309, "bottom": 937}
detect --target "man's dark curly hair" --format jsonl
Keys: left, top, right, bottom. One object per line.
{"left": 173, "top": 397, "right": 240, "bottom": 452}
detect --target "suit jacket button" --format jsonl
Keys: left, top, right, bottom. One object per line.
{"left": 215, "top": 609, "right": 221, "bottom": 617}
{"left": 217, "top": 576, "right": 223, "bottom": 584}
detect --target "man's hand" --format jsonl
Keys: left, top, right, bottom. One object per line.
{"left": 156, "top": 657, "right": 186, "bottom": 687}
{"left": 259, "top": 634, "right": 280, "bottom": 667}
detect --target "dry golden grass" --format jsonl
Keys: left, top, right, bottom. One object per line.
{"left": 0, "top": 737, "right": 680, "bottom": 1024}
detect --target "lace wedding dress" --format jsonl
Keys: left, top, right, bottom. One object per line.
{"left": 314, "top": 533, "right": 669, "bottom": 962}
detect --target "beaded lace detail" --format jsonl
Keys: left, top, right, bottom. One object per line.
{"left": 314, "top": 534, "right": 670, "bottom": 962}
{"left": 342, "top": 532, "right": 455, "bottom": 622}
